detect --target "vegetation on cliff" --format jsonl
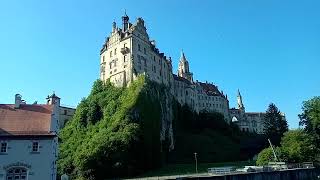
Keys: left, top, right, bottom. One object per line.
{"left": 58, "top": 76, "right": 265, "bottom": 179}
{"left": 58, "top": 76, "right": 173, "bottom": 179}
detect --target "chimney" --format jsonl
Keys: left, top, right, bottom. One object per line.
{"left": 15, "top": 94, "right": 22, "bottom": 108}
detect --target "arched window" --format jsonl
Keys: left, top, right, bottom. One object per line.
{"left": 6, "top": 167, "right": 27, "bottom": 180}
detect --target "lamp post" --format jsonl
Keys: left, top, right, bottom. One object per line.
{"left": 194, "top": 152, "right": 198, "bottom": 174}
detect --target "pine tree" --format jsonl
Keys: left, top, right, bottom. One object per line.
{"left": 263, "top": 103, "right": 288, "bottom": 144}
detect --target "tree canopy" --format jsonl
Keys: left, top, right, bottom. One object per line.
{"left": 299, "top": 96, "right": 320, "bottom": 150}
{"left": 263, "top": 103, "right": 288, "bottom": 145}
{"left": 280, "top": 129, "right": 316, "bottom": 163}
{"left": 256, "top": 129, "right": 316, "bottom": 165}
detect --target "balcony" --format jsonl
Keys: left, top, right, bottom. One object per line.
{"left": 120, "top": 47, "right": 129, "bottom": 54}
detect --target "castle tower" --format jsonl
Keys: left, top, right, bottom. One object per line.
{"left": 178, "top": 51, "right": 193, "bottom": 82}
{"left": 47, "top": 92, "right": 60, "bottom": 106}
{"left": 237, "top": 89, "right": 245, "bottom": 111}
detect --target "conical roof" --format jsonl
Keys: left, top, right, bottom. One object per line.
{"left": 180, "top": 50, "right": 187, "bottom": 62}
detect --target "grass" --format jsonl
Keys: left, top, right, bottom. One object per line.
{"left": 138, "top": 161, "right": 255, "bottom": 178}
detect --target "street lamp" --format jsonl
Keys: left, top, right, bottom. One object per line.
{"left": 194, "top": 152, "right": 198, "bottom": 174}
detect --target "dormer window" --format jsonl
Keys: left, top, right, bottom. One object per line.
{"left": 1, "top": 142, "right": 7, "bottom": 153}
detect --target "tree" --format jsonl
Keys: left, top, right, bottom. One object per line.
{"left": 280, "top": 130, "right": 316, "bottom": 163}
{"left": 299, "top": 97, "right": 320, "bottom": 150}
{"left": 263, "top": 103, "right": 288, "bottom": 145}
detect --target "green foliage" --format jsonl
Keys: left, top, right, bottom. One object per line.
{"left": 299, "top": 96, "right": 320, "bottom": 150}
{"left": 58, "top": 76, "right": 170, "bottom": 179}
{"left": 256, "top": 129, "right": 316, "bottom": 165}
{"left": 263, "top": 103, "right": 288, "bottom": 145}
{"left": 169, "top": 104, "right": 244, "bottom": 164}
{"left": 280, "top": 129, "right": 316, "bottom": 163}
{"left": 256, "top": 147, "right": 283, "bottom": 166}
{"left": 58, "top": 76, "right": 265, "bottom": 179}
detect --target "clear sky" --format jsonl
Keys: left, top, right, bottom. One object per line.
{"left": 1, "top": 0, "right": 319, "bottom": 129}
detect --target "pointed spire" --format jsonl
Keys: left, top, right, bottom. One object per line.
{"left": 180, "top": 49, "right": 187, "bottom": 62}
{"left": 237, "top": 89, "right": 241, "bottom": 97}
{"left": 237, "top": 89, "right": 244, "bottom": 110}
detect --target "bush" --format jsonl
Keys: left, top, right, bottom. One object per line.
{"left": 256, "top": 147, "right": 283, "bottom": 166}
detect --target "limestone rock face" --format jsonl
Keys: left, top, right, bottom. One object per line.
{"left": 158, "top": 88, "right": 174, "bottom": 151}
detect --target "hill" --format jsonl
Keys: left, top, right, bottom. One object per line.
{"left": 58, "top": 76, "right": 265, "bottom": 179}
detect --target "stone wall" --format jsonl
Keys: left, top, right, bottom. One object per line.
{"left": 187, "top": 168, "right": 318, "bottom": 180}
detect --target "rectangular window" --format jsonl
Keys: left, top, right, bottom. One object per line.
{"left": 138, "top": 55, "right": 141, "bottom": 63}
{"left": 114, "top": 48, "right": 117, "bottom": 55}
{"left": 1, "top": 142, "right": 7, "bottom": 153}
{"left": 138, "top": 44, "right": 141, "bottom": 51}
{"left": 123, "top": 55, "right": 126, "bottom": 62}
{"left": 110, "top": 51, "right": 112, "bottom": 57}
{"left": 144, "top": 48, "right": 146, "bottom": 54}
{"left": 32, "top": 142, "right": 39, "bottom": 152}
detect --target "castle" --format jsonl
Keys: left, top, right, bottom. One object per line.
{"left": 99, "top": 14, "right": 285, "bottom": 134}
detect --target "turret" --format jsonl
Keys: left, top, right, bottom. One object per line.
{"left": 46, "top": 92, "right": 60, "bottom": 106}
{"left": 112, "top": 20, "right": 117, "bottom": 33}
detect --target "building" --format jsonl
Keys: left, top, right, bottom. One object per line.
{"left": 99, "top": 14, "right": 285, "bottom": 133}
{"left": 46, "top": 93, "right": 76, "bottom": 129}
{"left": 230, "top": 90, "right": 286, "bottom": 134}
{"left": 99, "top": 14, "right": 230, "bottom": 119}
{"left": 0, "top": 93, "right": 75, "bottom": 180}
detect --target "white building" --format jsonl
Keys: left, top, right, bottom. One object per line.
{"left": 0, "top": 93, "right": 74, "bottom": 180}
{"left": 100, "top": 14, "right": 230, "bottom": 120}
{"left": 99, "top": 14, "right": 286, "bottom": 133}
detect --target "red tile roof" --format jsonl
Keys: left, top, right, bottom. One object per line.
{"left": 199, "top": 82, "right": 223, "bottom": 97}
{"left": 0, "top": 104, "right": 55, "bottom": 137}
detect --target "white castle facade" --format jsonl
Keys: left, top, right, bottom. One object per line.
{"left": 99, "top": 14, "right": 285, "bottom": 134}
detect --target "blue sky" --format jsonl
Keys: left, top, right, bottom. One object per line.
{"left": 1, "top": 0, "right": 319, "bottom": 129}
